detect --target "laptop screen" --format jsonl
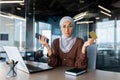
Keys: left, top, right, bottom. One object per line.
{"left": 3, "top": 46, "right": 53, "bottom": 73}
{"left": 3, "top": 46, "right": 29, "bottom": 73}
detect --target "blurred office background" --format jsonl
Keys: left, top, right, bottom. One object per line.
{"left": 1, "top": 0, "right": 120, "bottom": 72}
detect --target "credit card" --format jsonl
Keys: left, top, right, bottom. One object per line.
{"left": 89, "top": 31, "right": 97, "bottom": 39}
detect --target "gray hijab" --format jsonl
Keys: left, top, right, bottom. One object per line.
{"left": 59, "top": 16, "right": 76, "bottom": 53}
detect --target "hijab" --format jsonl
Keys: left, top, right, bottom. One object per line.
{"left": 59, "top": 16, "right": 76, "bottom": 53}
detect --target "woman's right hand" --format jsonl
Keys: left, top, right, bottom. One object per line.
{"left": 39, "top": 36, "right": 49, "bottom": 47}
{"left": 39, "top": 36, "right": 52, "bottom": 56}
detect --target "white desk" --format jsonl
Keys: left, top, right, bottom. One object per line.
{"left": 0, "top": 62, "right": 120, "bottom": 80}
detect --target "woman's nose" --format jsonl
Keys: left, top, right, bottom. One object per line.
{"left": 65, "top": 27, "right": 69, "bottom": 32}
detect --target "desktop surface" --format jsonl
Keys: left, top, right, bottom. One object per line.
{"left": 1, "top": 62, "right": 120, "bottom": 80}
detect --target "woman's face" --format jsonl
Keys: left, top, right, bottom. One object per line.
{"left": 61, "top": 21, "right": 74, "bottom": 37}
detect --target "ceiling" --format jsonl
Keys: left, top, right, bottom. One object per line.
{"left": 0, "top": 0, "right": 120, "bottom": 21}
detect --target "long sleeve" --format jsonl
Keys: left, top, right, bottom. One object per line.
{"left": 48, "top": 39, "right": 61, "bottom": 67}
{"left": 75, "top": 39, "right": 88, "bottom": 69}
{"left": 48, "top": 38, "right": 88, "bottom": 69}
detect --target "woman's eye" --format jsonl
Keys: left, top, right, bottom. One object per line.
{"left": 69, "top": 25, "right": 73, "bottom": 27}
{"left": 62, "top": 25, "right": 73, "bottom": 28}
{"left": 63, "top": 25, "right": 66, "bottom": 28}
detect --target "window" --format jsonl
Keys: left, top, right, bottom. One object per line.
{"left": 0, "top": 34, "right": 8, "bottom": 41}
{"left": 96, "top": 20, "right": 120, "bottom": 71}
{"left": 96, "top": 20, "right": 114, "bottom": 50}
{"left": 116, "top": 20, "right": 120, "bottom": 50}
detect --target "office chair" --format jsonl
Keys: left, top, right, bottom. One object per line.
{"left": 0, "top": 57, "right": 5, "bottom": 62}
{"left": 87, "top": 44, "right": 97, "bottom": 70}
{"left": 34, "top": 50, "right": 43, "bottom": 62}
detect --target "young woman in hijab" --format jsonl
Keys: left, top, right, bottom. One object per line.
{"left": 39, "top": 16, "right": 96, "bottom": 69}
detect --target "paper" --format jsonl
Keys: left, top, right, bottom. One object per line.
{"left": 89, "top": 31, "right": 97, "bottom": 39}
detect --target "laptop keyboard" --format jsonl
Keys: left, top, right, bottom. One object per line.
{"left": 26, "top": 64, "right": 42, "bottom": 71}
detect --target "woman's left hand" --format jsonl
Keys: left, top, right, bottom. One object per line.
{"left": 82, "top": 38, "right": 96, "bottom": 54}
{"left": 83, "top": 38, "right": 96, "bottom": 48}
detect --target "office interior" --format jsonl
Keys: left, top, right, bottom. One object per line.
{"left": 0, "top": 0, "right": 120, "bottom": 72}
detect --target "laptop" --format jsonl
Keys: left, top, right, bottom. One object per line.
{"left": 3, "top": 46, "right": 53, "bottom": 73}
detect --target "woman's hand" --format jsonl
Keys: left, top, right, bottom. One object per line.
{"left": 82, "top": 38, "right": 96, "bottom": 54}
{"left": 84, "top": 38, "right": 96, "bottom": 47}
{"left": 39, "top": 36, "right": 52, "bottom": 56}
{"left": 39, "top": 36, "right": 49, "bottom": 47}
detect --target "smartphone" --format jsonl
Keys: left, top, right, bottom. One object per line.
{"left": 35, "top": 33, "right": 49, "bottom": 43}
{"left": 35, "top": 33, "right": 42, "bottom": 39}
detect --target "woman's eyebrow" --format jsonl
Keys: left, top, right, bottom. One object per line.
{"left": 68, "top": 23, "right": 73, "bottom": 26}
{"left": 62, "top": 22, "right": 72, "bottom": 26}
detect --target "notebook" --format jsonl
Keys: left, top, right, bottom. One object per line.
{"left": 65, "top": 68, "right": 87, "bottom": 76}
{"left": 3, "top": 46, "right": 53, "bottom": 73}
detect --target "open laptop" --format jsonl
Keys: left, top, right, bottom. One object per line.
{"left": 3, "top": 46, "right": 53, "bottom": 73}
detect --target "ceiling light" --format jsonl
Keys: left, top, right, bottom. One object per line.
{"left": 0, "top": 0, "right": 24, "bottom": 3}
{"left": 77, "top": 21, "right": 94, "bottom": 24}
{"left": 74, "top": 17, "right": 83, "bottom": 22}
{"left": 17, "top": 7, "right": 21, "bottom": 10}
{"left": 0, "top": 11, "right": 13, "bottom": 19}
{"left": 96, "top": 17, "right": 100, "bottom": 20}
{"left": 19, "top": 2, "right": 24, "bottom": 5}
{"left": 100, "top": 10, "right": 112, "bottom": 17}
{"left": 98, "top": 5, "right": 111, "bottom": 13}
{"left": 73, "top": 11, "right": 88, "bottom": 20}
{"left": 73, "top": 11, "right": 88, "bottom": 22}
{"left": 0, "top": 11, "right": 25, "bottom": 20}
{"left": 0, "top": 14, "right": 13, "bottom": 19}
{"left": 79, "top": 0, "right": 85, "bottom": 3}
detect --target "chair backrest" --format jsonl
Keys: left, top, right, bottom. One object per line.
{"left": 87, "top": 44, "right": 97, "bottom": 70}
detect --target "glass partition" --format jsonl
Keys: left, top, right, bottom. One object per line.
{"left": 14, "top": 19, "right": 26, "bottom": 51}
{"left": 96, "top": 19, "right": 120, "bottom": 72}
{"left": 0, "top": 15, "right": 26, "bottom": 51}
{"left": 0, "top": 1, "right": 26, "bottom": 61}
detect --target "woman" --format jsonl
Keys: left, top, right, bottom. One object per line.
{"left": 39, "top": 16, "right": 96, "bottom": 69}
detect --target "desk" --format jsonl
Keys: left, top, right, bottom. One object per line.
{"left": 1, "top": 62, "right": 120, "bottom": 80}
